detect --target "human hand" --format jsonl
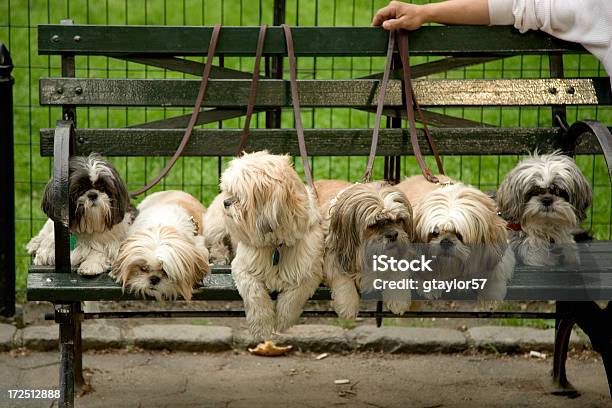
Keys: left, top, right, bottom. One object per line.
{"left": 371, "top": 1, "right": 429, "bottom": 31}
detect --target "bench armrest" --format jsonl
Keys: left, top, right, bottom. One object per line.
{"left": 51, "top": 120, "right": 73, "bottom": 273}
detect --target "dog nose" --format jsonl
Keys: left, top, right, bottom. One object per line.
{"left": 384, "top": 230, "right": 398, "bottom": 241}
{"left": 87, "top": 191, "right": 98, "bottom": 201}
{"left": 223, "top": 198, "right": 234, "bottom": 208}
{"left": 541, "top": 196, "right": 553, "bottom": 207}
{"left": 149, "top": 276, "right": 161, "bottom": 286}
{"left": 440, "top": 238, "right": 453, "bottom": 250}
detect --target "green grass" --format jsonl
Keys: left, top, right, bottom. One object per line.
{"left": 494, "top": 318, "right": 556, "bottom": 330}
{"left": 3, "top": 0, "right": 612, "bottom": 304}
{"left": 190, "top": 319, "right": 211, "bottom": 326}
{"left": 334, "top": 318, "right": 358, "bottom": 330}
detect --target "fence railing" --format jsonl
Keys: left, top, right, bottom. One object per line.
{"left": 0, "top": 42, "right": 15, "bottom": 317}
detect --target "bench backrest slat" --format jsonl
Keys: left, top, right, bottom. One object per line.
{"left": 38, "top": 25, "right": 586, "bottom": 56}
{"left": 39, "top": 128, "right": 609, "bottom": 157}
{"left": 39, "top": 78, "right": 609, "bottom": 107}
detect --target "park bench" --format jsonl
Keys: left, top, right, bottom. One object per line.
{"left": 27, "top": 23, "right": 612, "bottom": 407}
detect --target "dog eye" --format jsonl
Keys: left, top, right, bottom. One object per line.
{"left": 550, "top": 186, "right": 569, "bottom": 201}
{"left": 456, "top": 232, "right": 463, "bottom": 242}
{"left": 139, "top": 265, "right": 149, "bottom": 272}
{"left": 160, "top": 269, "right": 168, "bottom": 278}
{"left": 431, "top": 230, "right": 439, "bottom": 238}
{"left": 526, "top": 187, "right": 546, "bottom": 200}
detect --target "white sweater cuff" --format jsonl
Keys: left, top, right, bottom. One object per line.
{"left": 488, "top": 0, "right": 515, "bottom": 25}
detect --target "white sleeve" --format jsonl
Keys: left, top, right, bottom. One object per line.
{"left": 487, "top": 0, "right": 612, "bottom": 83}
{"left": 488, "top": 0, "right": 514, "bottom": 26}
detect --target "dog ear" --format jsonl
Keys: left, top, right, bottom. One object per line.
{"left": 111, "top": 239, "right": 134, "bottom": 288}
{"left": 328, "top": 195, "right": 361, "bottom": 273}
{"left": 41, "top": 178, "right": 56, "bottom": 220}
{"left": 107, "top": 161, "right": 130, "bottom": 226}
{"left": 390, "top": 188, "right": 415, "bottom": 242}
{"left": 496, "top": 170, "right": 523, "bottom": 223}
{"left": 568, "top": 160, "right": 592, "bottom": 222}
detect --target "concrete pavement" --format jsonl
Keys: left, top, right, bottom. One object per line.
{"left": 0, "top": 350, "right": 609, "bottom": 407}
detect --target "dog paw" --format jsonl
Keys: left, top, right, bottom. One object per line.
{"left": 332, "top": 301, "right": 359, "bottom": 320}
{"left": 26, "top": 240, "right": 40, "bottom": 256}
{"left": 246, "top": 309, "right": 276, "bottom": 340}
{"left": 33, "top": 250, "right": 55, "bottom": 266}
{"left": 78, "top": 260, "right": 107, "bottom": 276}
{"left": 385, "top": 300, "right": 411, "bottom": 315}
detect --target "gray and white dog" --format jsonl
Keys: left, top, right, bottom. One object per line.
{"left": 27, "top": 153, "right": 133, "bottom": 275}
{"left": 496, "top": 151, "right": 592, "bottom": 266}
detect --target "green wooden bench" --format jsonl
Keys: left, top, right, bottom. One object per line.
{"left": 28, "top": 23, "right": 612, "bottom": 407}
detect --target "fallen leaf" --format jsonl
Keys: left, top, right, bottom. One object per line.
{"left": 248, "top": 340, "right": 293, "bottom": 357}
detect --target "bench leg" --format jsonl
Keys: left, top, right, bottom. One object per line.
{"left": 552, "top": 314, "right": 579, "bottom": 397}
{"left": 560, "top": 301, "right": 612, "bottom": 398}
{"left": 56, "top": 303, "right": 84, "bottom": 408}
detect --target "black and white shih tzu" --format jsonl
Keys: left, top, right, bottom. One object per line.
{"left": 496, "top": 151, "right": 592, "bottom": 266}
{"left": 27, "top": 153, "right": 133, "bottom": 275}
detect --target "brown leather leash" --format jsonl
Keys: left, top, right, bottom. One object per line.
{"left": 237, "top": 24, "right": 268, "bottom": 156}
{"left": 366, "top": 29, "right": 444, "bottom": 184}
{"left": 363, "top": 30, "right": 396, "bottom": 183}
{"left": 130, "top": 24, "right": 222, "bottom": 197}
{"left": 282, "top": 24, "right": 317, "bottom": 195}
{"left": 397, "top": 30, "right": 444, "bottom": 182}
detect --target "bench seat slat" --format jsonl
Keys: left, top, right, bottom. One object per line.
{"left": 38, "top": 26, "right": 585, "bottom": 56}
{"left": 40, "top": 127, "right": 609, "bottom": 157}
{"left": 39, "top": 78, "right": 608, "bottom": 107}
{"left": 27, "top": 269, "right": 612, "bottom": 302}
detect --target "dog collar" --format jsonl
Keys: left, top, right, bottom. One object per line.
{"left": 506, "top": 223, "right": 522, "bottom": 231}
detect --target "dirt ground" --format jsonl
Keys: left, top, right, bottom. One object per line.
{"left": 0, "top": 350, "right": 609, "bottom": 408}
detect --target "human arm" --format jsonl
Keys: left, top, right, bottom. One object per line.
{"left": 371, "top": 0, "right": 492, "bottom": 31}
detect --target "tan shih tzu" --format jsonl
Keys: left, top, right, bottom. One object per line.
{"left": 397, "top": 176, "right": 515, "bottom": 300}
{"left": 111, "top": 190, "right": 210, "bottom": 301}
{"left": 317, "top": 180, "right": 415, "bottom": 319}
{"left": 220, "top": 151, "right": 324, "bottom": 340}
{"left": 496, "top": 151, "right": 592, "bottom": 266}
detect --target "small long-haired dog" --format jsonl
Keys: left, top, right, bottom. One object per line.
{"left": 111, "top": 190, "right": 210, "bottom": 301}
{"left": 27, "top": 153, "right": 132, "bottom": 275}
{"left": 220, "top": 151, "right": 324, "bottom": 340}
{"left": 398, "top": 176, "right": 515, "bottom": 300}
{"left": 316, "top": 180, "right": 415, "bottom": 319}
{"left": 496, "top": 151, "right": 592, "bottom": 266}
{"left": 203, "top": 192, "right": 235, "bottom": 265}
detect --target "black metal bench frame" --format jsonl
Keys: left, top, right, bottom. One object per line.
{"left": 28, "top": 23, "right": 612, "bottom": 407}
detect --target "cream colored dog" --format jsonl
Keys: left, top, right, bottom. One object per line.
{"left": 220, "top": 151, "right": 324, "bottom": 340}
{"left": 397, "top": 176, "right": 515, "bottom": 300}
{"left": 111, "top": 190, "right": 209, "bottom": 301}
{"left": 316, "top": 180, "right": 415, "bottom": 319}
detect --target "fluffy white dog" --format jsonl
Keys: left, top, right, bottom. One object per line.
{"left": 111, "top": 190, "right": 209, "bottom": 301}
{"left": 496, "top": 151, "right": 592, "bottom": 266}
{"left": 398, "top": 176, "right": 515, "bottom": 300}
{"left": 316, "top": 180, "right": 415, "bottom": 319}
{"left": 27, "top": 154, "right": 132, "bottom": 275}
{"left": 220, "top": 151, "right": 324, "bottom": 340}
